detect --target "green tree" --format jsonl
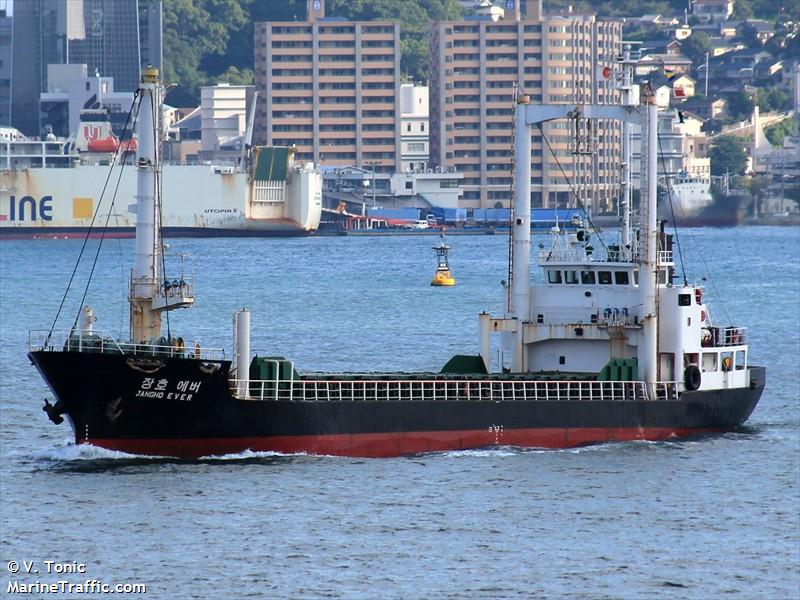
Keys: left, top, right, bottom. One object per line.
{"left": 215, "top": 66, "right": 255, "bottom": 86}
{"left": 163, "top": 0, "right": 249, "bottom": 105}
{"left": 726, "top": 91, "right": 755, "bottom": 121}
{"left": 756, "top": 87, "right": 790, "bottom": 113}
{"left": 680, "top": 32, "right": 711, "bottom": 63}
{"left": 709, "top": 136, "right": 747, "bottom": 176}
{"left": 764, "top": 118, "right": 796, "bottom": 147}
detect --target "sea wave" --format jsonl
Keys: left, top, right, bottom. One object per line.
{"left": 27, "top": 441, "right": 149, "bottom": 462}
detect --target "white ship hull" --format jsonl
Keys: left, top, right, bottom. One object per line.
{"left": 665, "top": 179, "right": 714, "bottom": 217}
{"left": 0, "top": 163, "right": 322, "bottom": 238}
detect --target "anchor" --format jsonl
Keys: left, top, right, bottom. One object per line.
{"left": 42, "top": 398, "right": 64, "bottom": 425}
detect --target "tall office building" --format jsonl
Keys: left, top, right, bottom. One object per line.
{"left": 430, "top": 0, "right": 622, "bottom": 210}
{"left": 0, "top": 9, "right": 11, "bottom": 127}
{"left": 254, "top": 0, "right": 401, "bottom": 172}
{"left": 10, "top": 0, "right": 162, "bottom": 136}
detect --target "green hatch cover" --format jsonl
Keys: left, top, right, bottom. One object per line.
{"left": 597, "top": 358, "right": 638, "bottom": 381}
{"left": 440, "top": 355, "right": 488, "bottom": 375}
{"left": 249, "top": 356, "right": 300, "bottom": 381}
{"left": 254, "top": 147, "right": 290, "bottom": 181}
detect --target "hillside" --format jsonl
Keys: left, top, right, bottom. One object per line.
{"left": 164, "top": 0, "right": 797, "bottom": 106}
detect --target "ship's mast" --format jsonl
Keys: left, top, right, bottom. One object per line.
{"left": 130, "top": 67, "right": 162, "bottom": 343}
{"left": 637, "top": 85, "right": 659, "bottom": 385}
{"left": 510, "top": 92, "right": 532, "bottom": 372}
{"left": 619, "top": 44, "right": 634, "bottom": 251}
{"left": 506, "top": 78, "right": 654, "bottom": 376}
{"left": 129, "top": 67, "right": 194, "bottom": 343}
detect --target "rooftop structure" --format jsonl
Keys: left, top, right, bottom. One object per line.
{"left": 199, "top": 83, "right": 254, "bottom": 160}
{"left": 39, "top": 65, "right": 134, "bottom": 138}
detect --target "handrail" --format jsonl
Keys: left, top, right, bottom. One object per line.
{"left": 28, "top": 329, "right": 226, "bottom": 360}
{"left": 229, "top": 378, "right": 682, "bottom": 402}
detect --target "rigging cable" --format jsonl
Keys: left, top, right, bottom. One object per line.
{"left": 506, "top": 84, "right": 518, "bottom": 313}
{"left": 151, "top": 89, "right": 171, "bottom": 342}
{"left": 651, "top": 88, "right": 688, "bottom": 286}
{"left": 70, "top": 92, "right": 143, "bottom": 333}
{"left": 537, "top": 122, "right": 607, "bottom": 253}
{"left": 45, "top": 89, "right": 141, "bottom": 347}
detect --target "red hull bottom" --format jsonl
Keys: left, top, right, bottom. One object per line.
{"left": 88, "top": 427, "right": 723, "bottom": 459}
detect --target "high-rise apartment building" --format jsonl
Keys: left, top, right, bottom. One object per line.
{"left": 10, "top": 0, "right": 162, "bottom": 136}
{"left": 254, "top": 0, "right": 401, "bottom": 172}
{"left": 430, "top": 0, "right": 622, "bottom": 211}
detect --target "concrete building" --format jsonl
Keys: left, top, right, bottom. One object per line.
{"left": 399, "top": 83, "right": 429, "bottom": 172}
{"left": 199, "top": 83, "right": 254, "bottom": 160}
{"left": 10, "top": 0, "right": 162, "bottom": 136}
{"left": 692, "top": 0, "right": 734, "bottom": 23}
{"left": 254, "top": 0, "right": 401, "bottom": 173}
{"left": 39, "top": 65, "right": 134, "bottom": 138}
{"left": 323, "top": 166, "right": 463, "bottom": 209}
{"left": 429, "top": 0, "right": 622, "bottom": 210}
{"left": 794, "top": 62, "right": 800, "bottom": 115}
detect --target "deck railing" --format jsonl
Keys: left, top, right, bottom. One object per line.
{"left": 229, "top": 378, "right": 681, "bottom": 403}
{"left": 719, "top": 327, "right": 746, "bottom": 346}
{"left": 28, "top": 330, "right": 226, "bottom": 360}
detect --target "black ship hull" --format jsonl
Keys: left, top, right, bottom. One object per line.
{"left": 29, "top": 351, "right": 765, "bottom": 458}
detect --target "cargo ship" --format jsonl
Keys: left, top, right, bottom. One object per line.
{"left": 28, "top": 69, "right": 764, "bottom": 458}
{"left": 0, "top": 112, "right": 321, "bottom": 239}
{"left": 660, "top": 173, "right": 739, "bottom": 227}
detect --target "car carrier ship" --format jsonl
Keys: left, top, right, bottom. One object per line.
{"left": 28, "top": 68, "right": 764, "bottom": 458}
{"left": 0, "top": 111, "right": 321, "bottom": 238}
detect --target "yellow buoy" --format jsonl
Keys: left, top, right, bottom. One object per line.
{"left": 431, "top": 232, "right": 456, "bottom": 286}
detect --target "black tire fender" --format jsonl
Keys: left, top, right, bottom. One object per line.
{"left": 684, "top": 365, "right": 702, "bottom": 391}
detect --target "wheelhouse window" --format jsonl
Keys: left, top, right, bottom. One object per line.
{"left": 614, "top": 271, "right": 629, "bottom": 285}
{"left": 581, "top": 271, "right": 595, "bottom": 284}
{"left": 721, "top": 351, "right": 734, "bottom": 372}
{"left": 564, "top": 270, "right": 579, "bottom": 284}
{"left": 701, "top": 352, "right": 717, "bottom": 372}
{"left": 598, "top": 271, "right": 612, "bottom": 285}
{"left": 633, "top": 270, "right": 639, "bottom": 285}
{"left": 678, "top": 294, "right": 692, "bottom": 306}
{"left": 547, "top": 270, "right": 562, "bottom": 284}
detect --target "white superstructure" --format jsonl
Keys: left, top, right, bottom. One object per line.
{"left": 0, "top": 113, "right": 321, "bottom": 238}
{"left": 667, "top": 173, "right": 714, "bottom": 217}
{"left": 477, "top": 81, "right": 752, "bottom": 395}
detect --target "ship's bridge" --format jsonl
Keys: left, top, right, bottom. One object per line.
{"left": 515, "top": 227, "right": 679, "bottom": 374}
